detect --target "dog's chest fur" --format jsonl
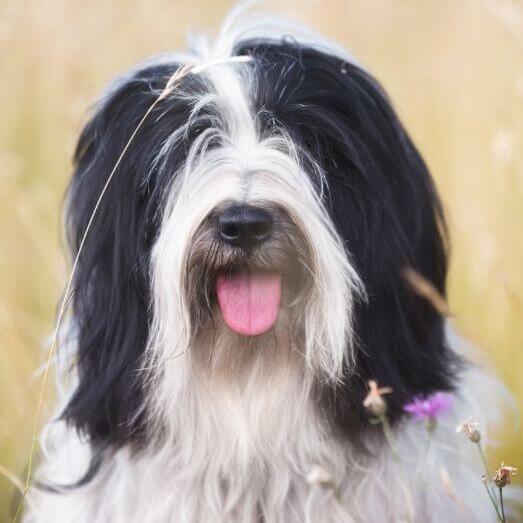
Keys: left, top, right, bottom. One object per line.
{"left": 29, "top": 363, "right": 496, "bottom": 523}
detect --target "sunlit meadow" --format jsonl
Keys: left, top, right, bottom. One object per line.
{"left": 0, "top": 0, "right": 522, "bottom": 520}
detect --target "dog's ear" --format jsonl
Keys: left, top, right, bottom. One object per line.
{"left": 240, "top": 42, "right": 461, "bottom": 428}
{"left": 62, "top": 61, "right": 190, "bottom": 446}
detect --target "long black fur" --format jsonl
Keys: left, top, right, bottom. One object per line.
{"left": 63, "top": 62, "right": 211, "bottom": 447}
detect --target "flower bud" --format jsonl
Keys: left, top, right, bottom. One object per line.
{"left": 363, "top": 380, "right": 392, "bottom": 418}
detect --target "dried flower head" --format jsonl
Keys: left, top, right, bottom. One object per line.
{"left": 493, "top": 463, "right": 517, "bottom": 488}
{"left": 456, "top": 416, "right": 481, "bottom": 443}
{"left": 363, "top": 380, "right": 392, "bottom": 417}
{"left": 403, "top": 392, "right": 453, "bottom": 423}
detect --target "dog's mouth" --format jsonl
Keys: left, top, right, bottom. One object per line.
{"left": 216, "top": 269, "right": 282, "bottom": 336}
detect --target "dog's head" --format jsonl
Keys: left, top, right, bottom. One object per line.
{"left": 63, "top": 22, "right": 458, "bottom": 451}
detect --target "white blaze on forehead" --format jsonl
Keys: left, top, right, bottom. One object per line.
{"left": 183, "top": 0, "right": 361, "bottom": 161}
{"left": 202, "top": 62, "right": 258, "bottom": 156}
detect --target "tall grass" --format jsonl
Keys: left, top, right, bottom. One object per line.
{"left": 0, "top": 0, "right": 521, "bottom": 520}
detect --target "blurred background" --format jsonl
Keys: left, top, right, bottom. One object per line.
{"left": 0, "top": 0, "right": 522, "bottom": 519}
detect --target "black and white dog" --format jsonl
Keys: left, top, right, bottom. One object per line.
{"left": 27, "top": 6, "right": 504, "bottom": 522}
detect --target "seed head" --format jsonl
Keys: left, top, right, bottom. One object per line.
{"left": 493, "top": 463, "right": 517, "bottom": 489}
{"left": 456, "top": 416, "right": 481, "bottom": 443}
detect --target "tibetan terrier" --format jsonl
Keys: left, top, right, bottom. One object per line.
{"left": 26, "top": 6, "right": 507, "bottom": 523}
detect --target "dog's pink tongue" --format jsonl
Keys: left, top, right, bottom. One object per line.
{"left": 216, "top": 271, "right": 281, "bottom": 336}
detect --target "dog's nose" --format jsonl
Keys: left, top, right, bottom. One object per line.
{"left": 218, "top": 205, "right": 273, "bottom": 248}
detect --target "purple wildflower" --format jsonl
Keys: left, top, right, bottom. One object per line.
{"left": 403, "top": 392, "right": 453, "bottom": 421}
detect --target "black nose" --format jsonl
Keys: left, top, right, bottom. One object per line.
{"left": 218, "top": 205, "right": 273, "bottom": 248}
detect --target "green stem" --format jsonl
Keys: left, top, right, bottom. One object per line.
{"left": 477, "top": 443, "right": 490, "bottom": 479}
{"left": 380, "top": 415, "right": 399, "bottom": 461}
{"left": 417, "top": 431, "right": 433, "bottom": 477}
{"left": 499, "top": 487, "right": 506, "bottom": 523}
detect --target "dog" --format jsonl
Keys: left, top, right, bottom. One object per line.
{"left": 25, "top": 5, "right": 508, "bottom": 522}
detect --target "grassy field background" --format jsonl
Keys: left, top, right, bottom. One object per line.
{"left": 0, "top": 0, "right": 522, "bottom": 519}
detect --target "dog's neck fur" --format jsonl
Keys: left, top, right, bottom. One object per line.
{"left": 146, "top": 328, "right": 341, "bottom": 522}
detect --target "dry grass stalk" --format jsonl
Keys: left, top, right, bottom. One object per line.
{"left": 402, "top": 266, "right": 450, "bottom": 317}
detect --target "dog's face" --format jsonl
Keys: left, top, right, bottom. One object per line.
{"left": 149, "top": 94, "right": 360, "bottom": 389}
{"left": 63, "top": 38, "right": 458, "bottom": 452}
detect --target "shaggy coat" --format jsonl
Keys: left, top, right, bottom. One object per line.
{"left": 26, "top": 7, "right": 506, "bottom": 523}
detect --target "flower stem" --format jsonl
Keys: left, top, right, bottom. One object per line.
{"left": 477, "top": 443, "right": 490, "bottom": 479}
{"left": 499, "top": 487, "right": 506, "bottom": 523}
{"left": 380, "top": 415, "right": 399, "bottom": 460}
{"left": 478, "top": 444, "right": 496, "bottom": 499}
{"left": 482, "top": 481, "right": 504, "bottom": 522}
{"left": 475, "top": 443, "right": 504, "bottom": 522}
{"left": 417, "top": 431, "right": 433, "bottom": 477}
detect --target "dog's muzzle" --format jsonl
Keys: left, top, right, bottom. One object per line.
{"left": 187, "top": 201, "right": 311, "bottom": 340}
{"left": 215, "top": 204, "right": 280, "bottom": 337}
